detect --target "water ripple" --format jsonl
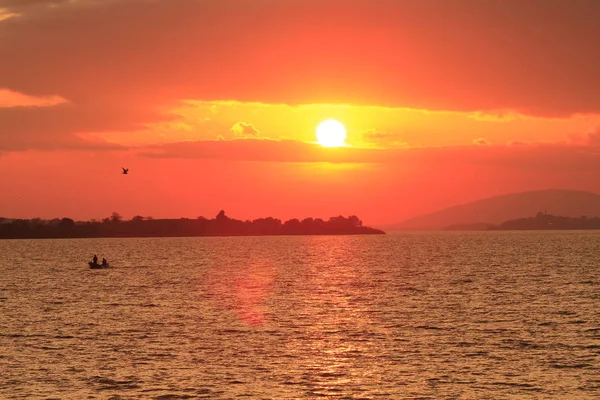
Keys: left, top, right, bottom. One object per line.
{"left": 1, "top": 232, "right": 599, "bottom": 398}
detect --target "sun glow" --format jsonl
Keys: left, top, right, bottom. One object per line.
{"left": 316, "top": 119, "right": 347, "bottom": 147}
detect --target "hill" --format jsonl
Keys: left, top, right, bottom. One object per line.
{"left": 385, "top": 189, "right": 600, "bottom": 231}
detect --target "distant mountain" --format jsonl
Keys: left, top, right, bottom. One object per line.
{"left": 386, "top": 189, "right": 600, "bottom": 231}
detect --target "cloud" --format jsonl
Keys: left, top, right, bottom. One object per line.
{"left": 0, "top": 88, "right": 68, "bottom": 107}
{"left": 566, "top": 125, "right": 600, "bottom": 147}
{"left": 139, "top": 138, "right": 387, "bottom": 163}
{"left": 0, "top": 8, "right": 18, "bottom": 21}
{"left": 360, "top": 129, "right": 409, "bottom": 148}
{"left": 468, "top": 110, "right": 521, "bottom": 122}
{"left": 0, "top": 0, "right": 82, "bottom": 12}
{"left": 473, "top": 138, "right": 491, "bottom": 146}
{"left": 363, "top": 129, "right": 395, "bottom": 140}
{"left": 2, "top": 0, "right": 600, "bottom": 150}
{"left": 136, "top": 137, "right": 600, "bottom": 184}
{"left": 0, "top": 0, "right": 83, "bottom": 20}
{"left": 507, "top": 140, "right": 531, "bottom": 146}
{"left": 0, "top": 132, "right": 127, "bottom": 152}
{"left": 586, "top": 126, "right": 600, "bottom": 146}
{"left": 0, "top": 0, "right": 59, "bottom": 6}
{"left": 231, "top": 122, "right": 259, "bottom": 136}
{"left": 2, "top": 1, "right": 600, "bottom": 117}
{"left": 0, "top": 104, "right": 161, "bottom": 151}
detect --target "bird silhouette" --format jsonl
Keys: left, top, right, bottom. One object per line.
{"left": 122, "top": 167, "right": 129, "bottom": 175}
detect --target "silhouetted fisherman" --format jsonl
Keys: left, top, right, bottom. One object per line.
{"left": 92, "top": 254, "right": 98, "bottom": 264}
{"left": 101, "top": 258, "right": 107, "bottom": 266}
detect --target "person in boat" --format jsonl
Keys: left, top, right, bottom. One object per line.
{"left": 93, "top": 254, "right": 98, "bottom": 265}
{"left": 101, "top": 258, "right": 107, "bottom": 266}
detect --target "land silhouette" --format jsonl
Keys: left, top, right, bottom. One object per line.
{"left": 0, "top": 211, "right": 384, "bottom": 239}
{"left": 384, "top": 189, "right": 600, "bottom": 231}
{"left": 444, "top": 212, "right": 600, "bottom": 231}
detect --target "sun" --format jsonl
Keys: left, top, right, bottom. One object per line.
{"left": 316, "top": 119, "right": 347, "bottom": 147}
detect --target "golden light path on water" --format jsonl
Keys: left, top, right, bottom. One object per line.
{"left": 1, "top": 233, "right": 599, "bottom": 398}
{"left": 202, "top": 236, "right": 385, "bottom": 395}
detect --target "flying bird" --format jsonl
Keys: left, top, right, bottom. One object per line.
{"left": 122, "top": 168, "right": 129, "bottom": 175}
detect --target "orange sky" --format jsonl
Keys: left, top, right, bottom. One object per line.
{"left": 2, "top": 0, "right": 600, "bottom": 225}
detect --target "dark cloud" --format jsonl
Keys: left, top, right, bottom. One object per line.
{"left": 1, "top": 0, "right": 600, "bottom": 149}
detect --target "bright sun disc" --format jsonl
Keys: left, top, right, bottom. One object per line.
{"left": 316, "top": 119, "right": 347, "bottom": 147}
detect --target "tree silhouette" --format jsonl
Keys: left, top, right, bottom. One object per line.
{"left": 0, "top": 211, "right": 385, "bottom": 239}
{"left": 59, "top": 218, "right": 75, "bottom": 237}
{"left": 110, "top": 212, "right": 123, "bottom": 223}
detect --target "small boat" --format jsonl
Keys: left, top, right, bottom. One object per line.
{"left": 89, "top": 261, "right": 109, "bottom": 269}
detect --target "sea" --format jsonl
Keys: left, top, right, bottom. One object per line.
{"left": 0, "top": 232, "right": 598, "bottom": 399}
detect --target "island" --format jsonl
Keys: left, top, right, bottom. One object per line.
{"left": 498, "top": 212, "right": 600, "bottom": 230}
{"left": 0, "top": 211, "right": 385, "bottom": 239}
{"left": 442, "top": 212, "right": 600, "bottom": 231}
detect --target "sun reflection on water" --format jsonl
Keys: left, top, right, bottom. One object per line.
{"left": 232, "top": 261, "right": 276, "bottom": 327}
{"left": 273, "top": 236, "right": 386, "bottom": 396}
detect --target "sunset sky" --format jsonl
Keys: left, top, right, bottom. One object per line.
{"left": 2, "top": 0, "right": 600, "bottom": 225}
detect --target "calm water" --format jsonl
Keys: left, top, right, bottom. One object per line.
{"left": 0, "top": 232, "right": 599, "bottom": 399}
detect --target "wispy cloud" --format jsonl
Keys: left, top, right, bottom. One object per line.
{"left": 136, "top": 137, "right": 600, "bottom": 179}
{"left": 139, "top": 138, "right": 388, "bottom": 163}
{"left": 0, "top": 8, "right": 18, "bottom": 21}
{"left": 0, "top": 88, "right": 68, "bottom": 108}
